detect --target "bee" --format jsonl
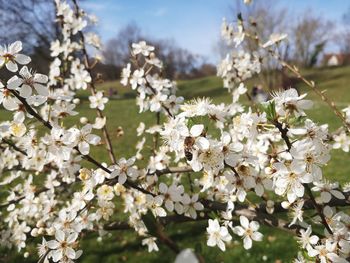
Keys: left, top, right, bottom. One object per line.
{"left": 184, "top": 136, "right": 196, "bottom": 161}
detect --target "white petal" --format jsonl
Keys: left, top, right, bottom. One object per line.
{"left": 165, "top": 200, "right": 174, "bottom": 211}
{"left": 331, "top": 190, "right": 345, "bottom": 200}
{"left": 79, "top": 141, "right": 90, "bottom": 155}
{"left": 15, "top": 54, "right": 31, "bottom": 65}
{"left": 190, "top": 124, "right": 204, "bottom": 137}
{"left": 6, "top": 61, "right": 18, "bottom": 72}
{"left": 118, "top": 173, "right": 127, "bottom": 184}
{"left": 33, "top": 73, "right": 48, "bottom": 83}
{"left": 19, "top": 66, "right": 31, "bottom": 78}
{"left": 86, "top": 134, "right": 100, "bottom": 145}
{"left": 47, "top": 240, "right": 60, "bottom": 249}
{"left": 243, "top": 236, "right": 252, "bottom": 249}
{"left": 52, "top": 249, "right": 63, "bottom": 262}
{"left": 240, "top": 216, "right": 249, "bottom": 229}
{"left": 9, "top": 41, "right": 22, "bottom": 53}
{"left": 3, "top": 97, "right": 18, "bottom": 110}
{"left": 207, "top": 236, "right": 216, "bottom": 247}
{"left": 232, "top": 226, "right": 244, "bottom": 236}
{"left": 196, "top": 137, "right": 209, "bottom": 150}
{"left": 33, "top": 84, "right": 49, "bottom": 96}
{"left": 249, "top": 221, "right": 259, "bottom": 232}
{"left": 55, "top": 230, "right": 65, "bottom": 242}
{"left": 7, "top": 76, "right": 22, "bottom": 89}
{"left": 159, "top": 183, "right": 168, "bottom": 194}
{"left": 67, "top": 232, "right": 78, "bottom": 243}
{"left": 251, "top": 232, "right": 263, "bottom": 241}
{"left": 217, "top": 239, "right": 226, "bottom": 251}
{"left": 20, "top": 84, "right": 32, "bottom": 98}
{"left": 66, "top": 247, "right": 76, "bottom": 259}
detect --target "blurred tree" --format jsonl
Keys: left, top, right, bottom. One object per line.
{"left": 102, "top": 23, "right": 204, "bottom": 79}
{"left": 102, "top": 22, "right": 142, "bottom": 67}
{"left": 308, "top": 41, "right": 326, "bottom": 68}
{"left": 0, "top": 0, "right": 56, "bottom": 47}
{"left": 338, "top": 7, "right": 350, "bottom": 54}
{"left": 220, "top": 1, "right": 290, "bottom": 91}
{"left": 0, "top": 0, "right": 57, "bottom": 73}
{"left": 292, "top": 12, "right": 333, "bottom": 67}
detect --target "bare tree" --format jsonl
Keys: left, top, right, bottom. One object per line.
{"left": 337, "top": 7, "right": 350, "bottom": 54}
{"left": 0, "top": 0, "right": 56, "bottom": 49}
{"left": 245, "top": 3, "right": 290, "bottom": 90}
{"left": 102, "top": 22, "right": 142, "bottom": 67}
{"left": 217, "top": 1, "right": 290, "bottom": 90}
{"left": 292, "top": 11, "right": 333, "bottom": 67}
{"left": 0, "top": 0, "right": 57, "bottom": 73}
{"left": 102, "top": 23, "right": 200, "bottom": 79}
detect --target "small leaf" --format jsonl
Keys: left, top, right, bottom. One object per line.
{"left": 263, "top": 101, "right": 277, "bottom": 122}
{"left": 141, "top": 211, "right": 159, "bottom": 236}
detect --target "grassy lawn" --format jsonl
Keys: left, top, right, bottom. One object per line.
{"left": 2, "top": 65, "right": 350, "bottom": 262}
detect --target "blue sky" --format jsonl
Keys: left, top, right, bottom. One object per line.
{"left": 82, "top": 0, "right": 349, "bottom": 63}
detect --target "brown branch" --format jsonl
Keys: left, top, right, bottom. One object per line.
{"left": 1, "top": 138, "right": 28, "bottom": 156}
{"left": 148, "top": 166, "right": 193, "bottom": 176}
{"left": 244, "top": 23, "right": 349, "bottom": 130}
{"left": 128, "top": 43, "right": 174, "bottom": 119}
{"left": 203, "top": 200, "right": 306, "bottom": 236}
{"left": 280, "top": 61, "right": 350, "bottom": 131}
{"left": 273, "top": 120, "right": 292, "bottom": 150}
{"left": 305, "top": 185, "right": 333, "bottom": 234}
{"left": 8, "top": 89, "right": 155, "bottom": 196}
{"left": 153, "top": 112, "right": 160, "bottom": 153}
{"left": 271, "top": 117, "right": 333, "bottom": 234}
{"left": 0, "top": 187, "right": 46, "bottom": 209}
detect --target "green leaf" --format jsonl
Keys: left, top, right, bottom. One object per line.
{"left": 263, "top": 101, "right": 277, "bottom": 122}
{"left": 141, "top": 211, "right": 158, "bottom": 236}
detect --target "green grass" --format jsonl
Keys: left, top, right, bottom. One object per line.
{"left": 2, "top": 65, "right": 350, "bottom": 262}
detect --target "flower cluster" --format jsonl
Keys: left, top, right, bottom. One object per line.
{"left": 1, "top": 0, "right": 350, "bottom": 263}
{"left": 120, "top": 41, "right": 184, "bottom": 115}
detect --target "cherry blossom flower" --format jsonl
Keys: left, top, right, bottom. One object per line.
{"left": 273, "top": 160, "right": 312, "bottom": 203}
{"left": 312, "top": 181, "right": 345, "bottom": 204}
{"left": 47, "top": 230, "right": 78, "bottom": 262}
{"left": 97, "top": 185, "right": 114, "bottom": 201}
{"left": 130, "top": 69, "right": 145, "bottom": 90}
{"left": 158, "top": 183, "right": 184, "bottom": 212}
{"left": 182, "top": 194, "right": 204, "bottom": 219}
{"left": 121, "top": 63, "right": 131, "bottom": 86}
{"left": 71, "top": 124, "right": 101, "bottom": 155}
{"left": 9, "top": 112, "right": 26, "bottom": 137}
{"left": 142, "top": 237, "right": 159, "bottom": 252}
{"left": 232, "top": 216, "right": 263, "bottom": 250}
{"left": 146, "top": 195, "right": 167, "bottom": 217}
{"left": 7, "top": 66, "right": 48, "bottom": 102}
{"left": 132, "top": 41, "right": 155, "bottom": 56}
{"left": 109, "top": 157, "right": 138, "bottom": 184}
{"left": 0, "top": 41, "right": 31, "bottom": 72}
{"left": 297, "top": 226, "right": 319, "bottom": 253}
{"left": 262, "top": 33, "right": 288, "bottom": 48}
{"left": 89, "top": 91, "right": 109, "bottom": 110}
{"left": 206, "top": 219, "right": 232, "bottom": 251}
{"left": 333, "top": 131, "right": 350, "bottom": 152}
{"left": 272, "top": 88, "right": 313, "bottom": 117}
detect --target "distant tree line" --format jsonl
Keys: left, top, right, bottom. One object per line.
{"left": 102, "top": 23, "right": 216, "bottom": 80}
{"left": 216, "top": 0, "right": 340, "bottom": 91}
{"left": 0, "top": 1, "right": 215, "bottom": 81}
{"left": 1, "top": 0, "right": 350, "bottom": 83}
